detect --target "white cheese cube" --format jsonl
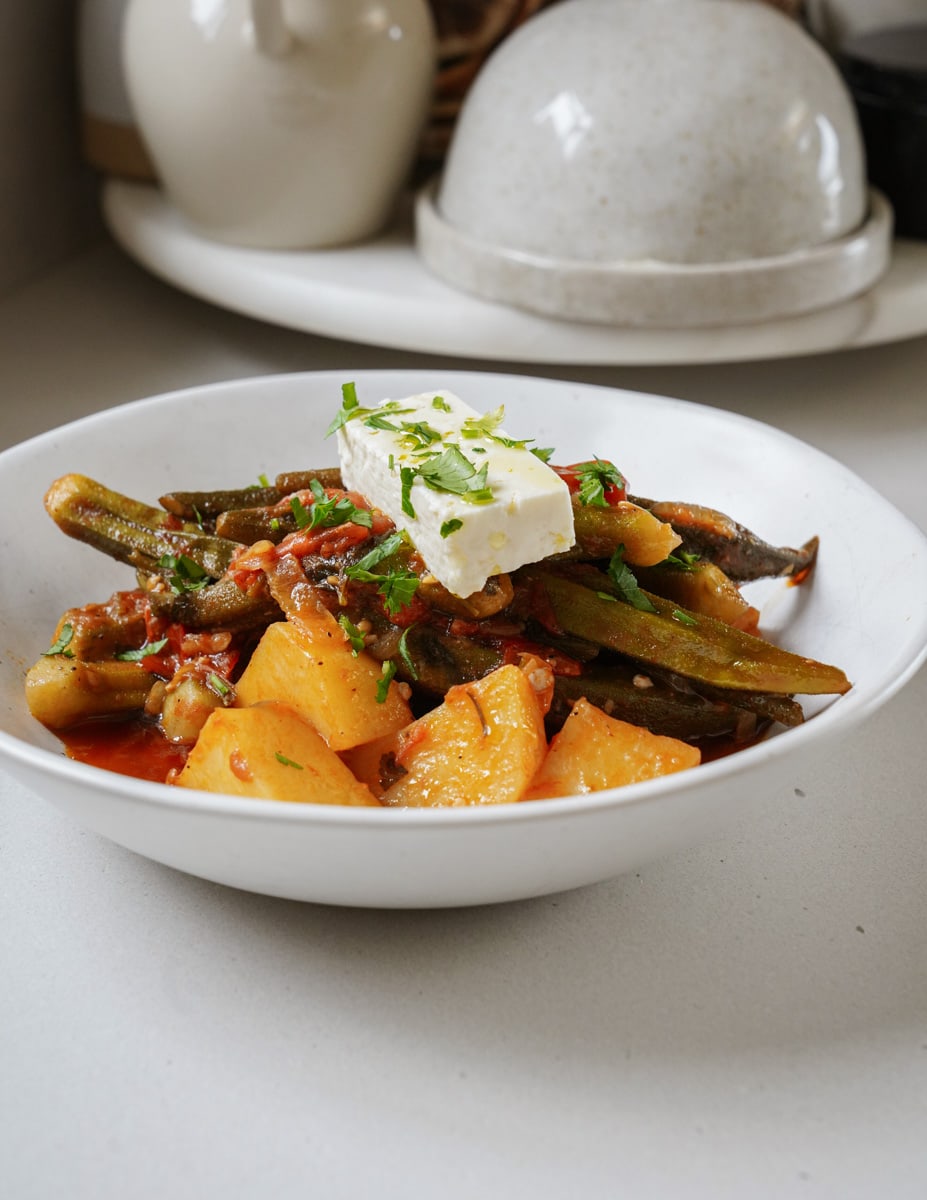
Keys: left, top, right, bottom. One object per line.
{"left": 336, "top": 390, "right": 575, "bottom": 597}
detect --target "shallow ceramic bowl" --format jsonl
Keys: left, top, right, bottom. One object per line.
{"left": 1, "top": 370, "right": 925, "bottom": 908}
{"left": 417, "top": 0, "right": 892, "bottom": 326}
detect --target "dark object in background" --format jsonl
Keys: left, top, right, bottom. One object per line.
{"left": 836, "top": 23, "right": 927, "bottom": 239}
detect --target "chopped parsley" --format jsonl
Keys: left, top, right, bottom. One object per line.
{"left": 606, "top": 545, "right": 657, "bottom": 612}
{"left": 275, "top": 751, "right": 303, "bottom": 769}
{"left": 115, "top": 637, "right": 169, "bottom": 662}
{"left": 399, "top": 466, "right": 417, "bottom": 518}
{"left": 43, "top": 624, "right": 74, "bottom": 657}
{"left": 325, "top": 381, "right": 359, "bottom": 436}
{"left": 376, "top": 659, "right": 398, "bottom": 704}
{"left": 344, "top": 533, "right": 420, "bottom": 615}
{"left": 289, "top": 494, "right": 311, "bottom": 528}
{"left": 662, "top": 550, "right": 701, "bottom": 571}
{"left": 363, "top": 413, "right": 401, "bottom": 432}
{"left": 397, "top": 626, "right": 418, "bottom": 680}
{"left": 574, "top": 458, "right": 626, "bottom": 508}
{"left": 338, "top": 614, "right": 366, "bottom": 655}
{"left": 440, "top": 518, "right": 463, "bottom": 538}
{"left": 460, "top": 405, "right": 539, "bottom": 453}
{"left": 160, "top": 553, "right": 210, "bottom": 594}
{"left": 397, "top": 444, "right": 493, "bottom": 518}
{"left": 415, "top": 445, "right": 492, "bottom": 504}
{"left": 208, "top": 672, "right": 232, "bottom": 697}
{"left": 461, "top": 406, "right": 505, "bottom": 440}
{"left": 672, "top": 609, "right": 699, "bottom": 627}
{"left": 326, "top": 382, "right": 416, "bottom": 438}
{"left": 397, "top": 420, "right": 442, "bottom": 451}
{"left": 431, "top": 395, "right": 452, "bottom": 413}
{"left": 291, "top": 479, "right": 372, "bottom": 532}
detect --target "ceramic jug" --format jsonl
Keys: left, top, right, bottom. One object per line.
{"left": 123, "top": 0, "right": 436, "bottom": 248}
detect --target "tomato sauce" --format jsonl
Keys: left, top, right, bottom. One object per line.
{"left": 58, "top": 716, "right": 187, "bottom": 783}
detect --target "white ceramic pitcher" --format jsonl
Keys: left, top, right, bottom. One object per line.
{"left": 123, "top": 0, "right": 436, "bottom": 248}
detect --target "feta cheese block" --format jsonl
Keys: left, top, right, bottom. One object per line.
{"left": 336, "top": 390, "right": 575, "bottom": 597}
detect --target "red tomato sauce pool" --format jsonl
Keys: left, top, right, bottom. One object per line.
{"left": 58, "top": 717, "right": 187, "bottom": 783}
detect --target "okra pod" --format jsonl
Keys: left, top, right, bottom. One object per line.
{"left": 528, "top": 569, "right": 850, "bottom": 696}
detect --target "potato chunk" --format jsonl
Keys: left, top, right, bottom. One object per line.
{"left": 234, "top": 619, "right": 411, "bottom": 751}
{"left": 352, "top": 663, "right": 548, "bottom": 807}
{"left": 526, "top": 697, "right": 701, "bottom": 800}
{"left": 175, "top": 700, "right": 379, "bottom": 806}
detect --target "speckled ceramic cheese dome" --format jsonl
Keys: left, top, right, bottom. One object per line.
{"left": 415, "top": 0, "right": 892, "bottom": 327}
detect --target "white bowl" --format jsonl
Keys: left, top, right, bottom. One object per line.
{"left": 416, "top": 0, "right": 893, "bottom": 326}
{"left": 1, "top": 370, "right": 925, "bottom": 907}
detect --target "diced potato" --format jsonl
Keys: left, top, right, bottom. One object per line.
{"left": 339, "top": 731, "right": 402, "bottom": 798}
{"left": 174, "top": 700, "right": 379, "bottom": 806}
{"left": 234, "top": 619, "right": 411, "bottom": 752}
{"left": 360, "top": 663, "right": 548, "bottom": 807}
{"left": 525, "top": 697, "right": 701, "bottom": 800}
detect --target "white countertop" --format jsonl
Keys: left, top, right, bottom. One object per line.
{"left": 1, "top": 239, "right": 925, "bottom": 1200}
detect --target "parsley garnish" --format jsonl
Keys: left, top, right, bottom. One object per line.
{"left": 672, "top": 609, "right": 698, "bottom": 627}
{"left": 398, "top": 420, "right": 442, "bottom": 451}
{"left": 531, "top": 446, "right": 555, "bottom": 463}
{"left": 258, "top": 473, "right": 270, "bottom": 487}
{"left": 363, "top": 413, "right": 401, "bottom": 432}
{"left": 275, "top": 751, "right": 303, "bottom": 769}
{"left": 431, "top": 395, "right": 452, "bottom": 412}
{"left": 374, "top": 572, "right": 420, "bottom": 615}
{"left": 400, "top": 466, "right": 417, "bottom": 518}
{"left": 662, "top": 550, "right": 701, "bottom": 571}
{"left": 397, "top": 627, "right": 418, "bottom": 680}
{"left": 606, "top": 545, "right": 657, "bottom": 612}
{"left": 160, "top": 553, "right": 210, "bottom": 594}
{"left": 349, "top": 532, "right": 405, "bottom": 571}
{"left": 338, "top": 614, "right": 366, "bottom": 655}
{"left": 574, "top": 458, "right": 626, "bottom": 507}
{"left": 376, "top": 659, "right": 398, "bottom": 704}
{"left": 325, "top": 380, "right": 361, "bottom": 436}
{"left": 440, "top": 518, "right": 463, "bottom": 538}
{"left": 461, "top": 406, "right": 505, "bottom": 439}
{"left": 415, "top": 445, "right": 493, "bottom": 504}
{"left": 460, "top": 405, "right": 541, "bottom": 452}
{"left": 301, "top": 479, "right": 372, "bottom": 532}
{"left": 326, "top": 383, "right": 416, "bottom": 438}
{"left": 208, "top": 672, "right": 232, "bottom": 696}
{"left": 43, "top": 624, "right": 75, "bottom": 657}
{"left": 462, "top": 407, "right": 529, "bottom": 450}
{"left": 115, "top": 637, "right": 169, "bottom": 662}
{"left": 345, "top": 533, "right": 420, "bottom": 615}
{"left": 289, "top": 494, "right": 311, "bottom": 528}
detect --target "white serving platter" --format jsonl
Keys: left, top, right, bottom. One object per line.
{"left": 104, "top": 181, "right": 927, "bottom": 365}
